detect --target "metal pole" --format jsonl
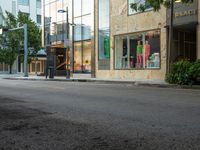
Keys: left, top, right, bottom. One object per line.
{"left": 71, "top": 0, "right": 74, "bottom": 74}
{"left": 168, "top": 0, "right": 174, "bottom": 73}
{"left": 66, "top": 6, "right": 70, "bottom": 79}
{"left": 24, "top": 24, "right": 28, "bottom": 77}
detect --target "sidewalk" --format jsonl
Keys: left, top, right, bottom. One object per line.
{"left": 1, "top": 73, "right": 200, "bottom": 89}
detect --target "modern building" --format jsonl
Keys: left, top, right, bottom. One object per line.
{"left": 45, "top": 0, "right": 200, "bottom": 81}
{"left": 44, "top": 0, "right": 94, "bottom": 76}
{"left": 0, "top": 0, "right": 42, "bottom": 26}
{"left": 28, "top": 49, "right": 46, "bottom": 75}
{"left": 0, "top": 0, "right": 44, "bottom": 74}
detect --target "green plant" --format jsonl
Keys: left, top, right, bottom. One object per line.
{"left": 188, "top": 59, "right": 200, "bottom": 84}
{"left": 166, "top": 60, "right": 192, "bottom": 85}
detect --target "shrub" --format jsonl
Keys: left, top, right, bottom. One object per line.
{"left": 188, "top": 60, "right": 200, "bottom": 84}
{"left": 166, "top": 60, "right": 192, "bottom": 85}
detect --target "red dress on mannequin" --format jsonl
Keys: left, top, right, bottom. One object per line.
{"left": 144, "top": 43, "right": 150, "bottom": 67}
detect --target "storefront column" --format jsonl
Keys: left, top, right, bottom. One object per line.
{"left": 197, "top": 25, "right": 200, "bottom": 59}
{"left": 21, "top": 63, "right": 23, "bottom": 73}
{"left": 3, "top": 63, "right": 4, "bottom": 72}
{"left": 198, "top": 1, "right": 200, "bottom": 59}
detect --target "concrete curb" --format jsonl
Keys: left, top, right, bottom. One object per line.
{"left": 3, "top": 77, "right": 200, "bottom": 90}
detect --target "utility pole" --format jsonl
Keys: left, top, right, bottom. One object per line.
{"left": 168, "top": 0, "right": 174, "bottom": 73}
{"left": 24, "top": 24, "right": 28, "bottom": 77}
{"left": 58, "top": 7, "right": 73, "bottom": 79}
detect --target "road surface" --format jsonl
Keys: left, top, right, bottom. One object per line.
{"left": 0, "top": 79, "right": 200, "bottom": 150}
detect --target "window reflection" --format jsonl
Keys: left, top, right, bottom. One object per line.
{"left": 83, "top": 41, "right": 91, "bottom": 72}
{"left": 82, "top": 0, "right": 93, "bottom": 15}
{"left": 82, "top": 15, "right": 92, "bottom": 40}
{"left": 74, "top": 42, "right": 82, "bottom": 72}
{"left": 44, "top": 0, "right": 93, "bottom": 73}
{"left": 74, "top": 0, "right": 81, "bottom": 17}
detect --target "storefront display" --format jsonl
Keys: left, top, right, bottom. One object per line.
{"left": 136, "top": 41, "right": 143, "bottom": 68}
{"left": 98, "top": 0, "right": 110, "bottom": 60}
{"left": 115, "top": 30, "right": 160, "bottom": 69}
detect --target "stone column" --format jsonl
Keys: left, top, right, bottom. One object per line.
{"left": 197, "top": 25, "right": 200, "bottom": 59}
{"left": 197, "top": 1, "right": 200, "bottom": 59}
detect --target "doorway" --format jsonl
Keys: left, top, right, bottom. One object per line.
{"left": 171, "top": 24, "right": 197, "bottom": 62}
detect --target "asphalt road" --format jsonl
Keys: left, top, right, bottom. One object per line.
{"left": 0, "top": 79, "right": 200, "bottom": 150}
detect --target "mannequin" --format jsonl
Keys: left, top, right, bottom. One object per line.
{"left": 144, "top": 40, "right": 150, "bottom": 67}
{"left": 136, "top": 41, "right": 143, "bottom": 68}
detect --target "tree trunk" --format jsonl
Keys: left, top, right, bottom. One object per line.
{"left": 9, "top": 65, "right": 12, "bottom": 74}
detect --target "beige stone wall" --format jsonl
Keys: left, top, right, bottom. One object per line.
{"left": 95, "top": 0, "right": 167, "bottom": 81}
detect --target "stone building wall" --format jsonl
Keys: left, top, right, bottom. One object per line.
{"left": 95, "top": 0, "right": 167, "bottom": 81}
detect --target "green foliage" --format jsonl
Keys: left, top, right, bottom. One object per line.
{"left": 0, "top": 11, "right": 41, "bottom": 73}
{"left": 131, "top": 0, "right": 193, "bottom": 12}
{"left": 166, "top": 60, "right": 200, "bottom": 85}
{"left": 0, "top": 47, "right": 6, "bottom": 63}
{"left": 188, "top": 60, "right": 200, "bottom": 83}
{"left": 17, "top": 11, "right": 41, "bottom": 53}
{"left": 3, "top": 47, "right": 18, "bottom": 66}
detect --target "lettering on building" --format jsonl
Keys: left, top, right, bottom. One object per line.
{"left": 174, "top": 10, "right": 197, "bottom": 18}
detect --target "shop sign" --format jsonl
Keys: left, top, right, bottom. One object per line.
{"left": 174, "top": 10, "right": 197, "bottom": 18}
{"left": 166, "top": 0, "right": 198, "bottom": 26}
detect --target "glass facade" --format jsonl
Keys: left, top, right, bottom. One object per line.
{"left": 44, "top": 0, "right": 69, "bottom": 45}
{"left": 115, "top": 30, "right": 161, "bottom": 69}
{"left": 98, "top": 0, "right": 110, "bottom": 60}
{"left": 73, "top": 0, "right": 94, "bottom": 73}
{"left": 44, "top": 0, "right": 93, "bottom": 73}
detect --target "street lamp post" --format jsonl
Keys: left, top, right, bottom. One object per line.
{"left": 58, "top": 7, "right": 70, "bottom": 79}
{"left": 168, "top": 0, "right": 174, "bottom": 73}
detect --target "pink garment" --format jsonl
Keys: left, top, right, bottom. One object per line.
{"left": 144, "top": 44, "right": 150, "bottom": 67}
{"left": 137, "top": 54, "right": 142, "bottom": 68}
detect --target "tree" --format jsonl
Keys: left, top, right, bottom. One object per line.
{"left": 0, "top": 11, "right": 42, "bottom": 74}
{"left": 17, "top": 11, "right": 41, "bottom": 54}
{"left": 0, "top": 11, "right": 19, "bottom": 74}
{"left": 130, "top": 0, "right": 193, "bottom": 12}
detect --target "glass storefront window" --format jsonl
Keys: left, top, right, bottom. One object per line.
{"left": 115, "top": 30, "right": 161, "bottom": 69}
{"left": 74, "top": 17, "right": 82, "bottom": 41}
{"left": 82, "top": 15, "right": 92, "bottom": 40}
{"left": 83, "top": 41, "right": 91, "bottom": 72}
{"left": 74, "top": 42, "right": 82, "bottom": 72}
{"left": 98, "top": 0, "right": 110, "bottom": 60}
{"left": 115, "top": 36, "right": 128, "bottom": 69}
{"left": 44, "top": 0, "right": 93, "bottom": 73}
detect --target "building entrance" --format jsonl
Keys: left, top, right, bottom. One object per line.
{"left": 171, "top": 24, "right": 196, "bottom": 62}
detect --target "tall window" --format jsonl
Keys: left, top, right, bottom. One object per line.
{"left": 115, "top": 30, "right": 161, "bottom": 69}
{"left": 37, "top": 15, "right": 41, "bottom": 24}
{"left": 128, "top": 0, "right": 152, "bottom": 15}
{"left": 36, "top": 0, "right": 42, "bottom": 8}
{"left": 98, "top": 0, "right": 110, "bottom": 60}
{"left": 73, "top": 0, "right": 94, "bottom": 73}
{"left": 18, "top": 0, "right": 29, "bottom": 6}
